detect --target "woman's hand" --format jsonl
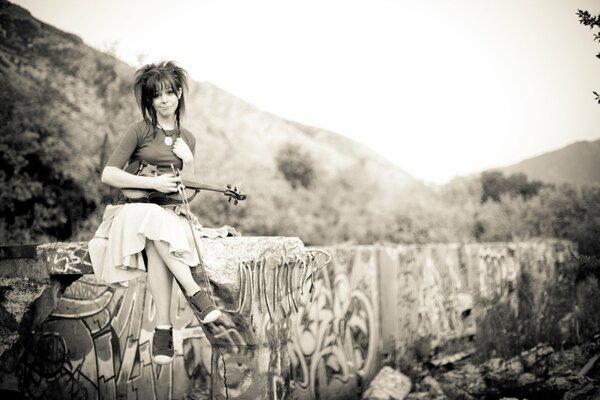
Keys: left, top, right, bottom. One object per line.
{"left": 172, "top": 138, "right": 193, "bottom": 163}
{"left": 101, "top": 166, "right": 183, "bottom": 193}
{"left": 153, "top": 173, "right": 181, "bottom": 193}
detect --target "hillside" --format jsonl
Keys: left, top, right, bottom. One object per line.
{"left": 0, "top": 0, "right": 422, "bottom": 245}
{"left": 0, "top": 0, "right": 417, "bottom": 187}
{"left": 500, "top": 139, "right": 600, "bottom": 186}
{"left": 184, "top": 80, "right": 417, "bottom": 187}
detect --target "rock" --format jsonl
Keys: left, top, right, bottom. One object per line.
{"left": 563, "top": 382, "right": 600, "bottom": 400}
{"left": 544, "top": 376, "right": 587, "bottom": 393}
{"left": 438, "top": 363, "right": 486, "bottom": 399}
{"left": 517, "top": 372, "right": 538, "bottom": 386}
{"left": 578, "top": 354, "right": 600, "bottom": 377}
{"left": 0, "top": 277, "right": 68, "bottom": 360}
{"left": 0, "top": 278, "right": 48, "bottom": 327}
{"left": 430, "top": 349, "right": 476, "bottom": 367}
{"left": 421, "top": 376, "right": 444, "bottom": 397}
{"left": 363, "top": 366, "right": 412, "bottom": 400}
{"left": 0, "top": 325, "right": 20, "bottom": 362}
{"left": 547, "top": 345, "right": 587, "bottom": 377}
{"left": 482, "top": 357, "right": 524, "bottom": 391}
{"left": 405, "top": 393, "right": 432, "bottom": 400}
{"left": 519, "top": 344, "right": 554, "bottom": 369}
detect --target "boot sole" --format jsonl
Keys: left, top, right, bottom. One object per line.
{"left": 153, "top": 354, "right": 174, "bottom": 365}
{"left": 200, "top": 309, "right": 222, "bottom": 324}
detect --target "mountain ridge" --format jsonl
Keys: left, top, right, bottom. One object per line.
{"left": 499, "top": 138, "right": 600, "bottom": 185}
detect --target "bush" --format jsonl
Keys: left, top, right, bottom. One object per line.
{"left": 0, "top": 77, "right": 95, "bottom": 244}
{"left": 275, "top": 143, "right": 316, "bottom": 189}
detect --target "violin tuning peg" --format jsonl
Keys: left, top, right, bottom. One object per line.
{"left": 227, "top": 184, "right": 232, "bottom": 189}
{"left": 234, "top": 200, "right": 238, "bottom": 205}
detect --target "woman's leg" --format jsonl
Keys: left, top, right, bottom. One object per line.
{"left": 151, "top": 239, "right": 201, "bottom": 296}
{"left": 146, "top": 240, "right": 176, "bottom": 365}
{"left": 151, "top": 239, "right": 221, "bottom": 323}
{"left": 145, "top": 240, "right": 173, "bottom": 326}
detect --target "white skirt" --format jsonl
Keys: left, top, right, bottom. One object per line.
{"left": 88, "top": 203, "right": 230, "bottom": 287}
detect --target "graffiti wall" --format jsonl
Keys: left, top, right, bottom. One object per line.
{"left": 378, "top": 243, "right": 475, "bottom": 356}
{"left": 378, "top": 241, "right": 576, "bottom": 363}
{"left": 289, "top": 246, "right": 381, "bottom": 400}
{"left": 205, "top": 249, "right": 328, "bottom": 400}
{"left": 287, "top": 240, "right": 575, "bottom": 399}
{"left": 0, "top": 244, "right": 331, "bottom": 400}
{"left": 0, "top": 240, "right": 575, "bottom": 400}
{"left": 0, "top": 274, "right": 211, "bottom": 400}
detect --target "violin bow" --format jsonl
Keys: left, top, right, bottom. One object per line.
{"left": 170, "top": 164, "right": 216, "bottom": 303}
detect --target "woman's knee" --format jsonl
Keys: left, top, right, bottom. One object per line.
{"left": 145, "top": 239, "right": 161, "bottom": 261}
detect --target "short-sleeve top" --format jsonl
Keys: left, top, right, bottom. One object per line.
{"left": 106, "top": 120, "right": 196, "bottom": 173}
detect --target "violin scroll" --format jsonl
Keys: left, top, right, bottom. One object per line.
{"left": 225, "top": 184, "right": 247, "bottom": 205}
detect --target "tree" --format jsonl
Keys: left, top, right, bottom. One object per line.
{"left": 578, "top": 9, "right": 600, "bottom": 103}
{"left": 0, "top": 77, "right": 95, "bottom": 244}
{"left": 480, "top": 171, "right": 544, "bottom": 203}
{"left": 275, "top": 143, "right": 316, "bottom": 189}
{"left": 481, "top": 171, "right": 506, "bottom": 202}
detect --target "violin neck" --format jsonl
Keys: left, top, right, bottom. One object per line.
{"left": 182, "top": 180, "right": 226, "bottom": 194}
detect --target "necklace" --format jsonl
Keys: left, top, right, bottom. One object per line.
{"left": 157, "top": 124, "right": 178, "bottom": 146}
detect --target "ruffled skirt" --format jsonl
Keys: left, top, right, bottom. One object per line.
{"left": 88, "top": 203, "right": 229, "bottom": 287}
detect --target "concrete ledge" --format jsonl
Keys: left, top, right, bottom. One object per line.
{"left": 0, "top": 236, "right": 305, "bottom": 280}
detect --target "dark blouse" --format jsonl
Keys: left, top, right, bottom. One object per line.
{"left": 106, "top": 120, "right": 196, "bottom": 173}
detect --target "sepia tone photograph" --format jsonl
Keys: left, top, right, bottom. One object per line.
{"left": 0, "top": 0, "right": 599, "bottom": 399}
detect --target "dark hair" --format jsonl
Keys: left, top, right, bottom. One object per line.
{"left": 133, "top": 61, "right": 189, "bottom": 128}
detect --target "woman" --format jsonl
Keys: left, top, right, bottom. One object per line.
{"left": 89, "top": 61, "right": 225, "bottom": 365}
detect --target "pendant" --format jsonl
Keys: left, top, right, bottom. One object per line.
{"left": 164, "top": 136, "right": 173, "bottom": 146}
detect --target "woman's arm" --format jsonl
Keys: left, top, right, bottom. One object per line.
{"left": 101, "top": 166, "right": 180, "bottom": 193}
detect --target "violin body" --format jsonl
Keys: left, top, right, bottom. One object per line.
{"left": 121, "top": 161, "right": 247, "bottom": 204}
{"left": 121, "top": 187, "right": 197, "bottom": 203}
{"left": 121, "top": 162, "right": 197, "bottom": 203}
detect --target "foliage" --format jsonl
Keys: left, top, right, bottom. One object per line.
{"left": 0, "top": 77, "right": 95, "bottom": 244}
{"left": 275, "top": 143, "right": 316, "bottom": 189}
{"left": 480, "top": 170, "right": 544, "bottom": 203}
{"left": 396, "top": 335, "right": 433, "bottom": 381}
{"left": 471, "top": 173, "right": 600, "bottom": 255}
{"left": 475, "top": 257, "right": 600, "bottom": 360}
{"left": 578, "top": 9, "right": 600, "bottom": 103}
{"left": 177, "top": 164, "right": 600, "bottom": 254}
{"left": 574, "top": 254, "right": 600, "bottom": 286}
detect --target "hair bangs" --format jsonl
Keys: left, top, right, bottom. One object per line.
{"left": 146, "top": 73, "right": 178, "bottom": 99}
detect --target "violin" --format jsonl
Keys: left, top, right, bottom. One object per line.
{"left": 121, "top": 161, "right": 247, "bottom": 204}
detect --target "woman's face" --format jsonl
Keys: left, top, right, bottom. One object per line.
{"left": 152, "top": 85, "right": 182, "bottom": 120}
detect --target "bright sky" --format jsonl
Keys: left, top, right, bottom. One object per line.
{"left": 14, "top": 0, "right": 600, "bottom": 183}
